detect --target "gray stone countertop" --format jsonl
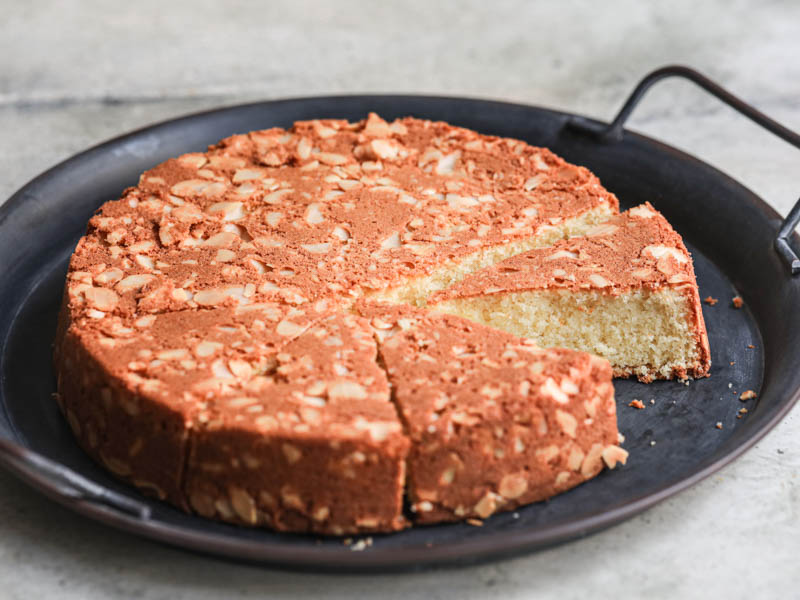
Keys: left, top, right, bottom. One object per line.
{"left": 1, "top": 1, "right": 798, "bottom": 598}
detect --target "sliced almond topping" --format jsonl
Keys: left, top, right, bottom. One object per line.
{"left": 305, "top": 203, "right": 325, "bottom": 225}
{"left": 207, "top": 201, "right": 245, "bottom": 221}
{"left": 232, "top": 168, "right": 266, "bottom": 183}
{"left": 195, "top": 340, "right": 223, "bottom": 358}
{"left": 282, "top": 443, "right": 302, "bottom": 464}
{"left": 524, "top": 175, "right": 542, "bottom": 190}
{"left": 228, "top": 359, "right": 252, "bottom": 379}
{"left": 116, "top": 274, "right": 156, "bottom": 293}
{"left": 435, "top": 151, "right": 461, "bottom": 175}
{"left": 643, "top": 244, "right": 688, "bottom": 263}
{"left": 316, "top": 152, "right": 348, "bottom": 166}
{"left": 588, "top": 274, "right": 611, "bottom": 288}
{"left": 301, "top": 242, "right": 330, "bottom": 254}
{"left": 134, "top": 315, "right": 156, "bottom": 328}
{"left": 275, "top": 319, "right": 305, "bottom": 337}
{"left": 172, "top": 203, "right": 203, "bottom": 223}
{"left": 628, "top": 204, "right": 656, "bottom": 218}
{"left": 370, "top": 139, "right": 399, "bottom": 160}
{"left": 473, "top": 491, "right": 496, "bottom": 518}
{"left": 362, "top": 113, "right": 393, "bottom": 137}
{"left": 296, "top": 137, "right": 312, "bottom": 160}
{"left": 567, "top": 447, "right": 585, "bottom": 471}
{"left": 264, "top": 189, "right": 293, "bottom": 205}
{"left": 203, "top": 231, "right": 238, "bottom": 248}
{"left": 215, "top": 249, "right": 236, "bottom": 262}
{"left": 602, "top": 445, "right": 629, "bottom": 469}
{"left": 540, "top": 377, "right": 569, "bottom": 404}
{"left": 84, "top": 287, "right": 119, "bottom": 311}
{"left": 228, "top": 486, "right": 257, "bottom": 524}
{"left": 178, "top": 153, "right": 208, "bottom": 170}
{"left": 194, "top": 289, "right": 228, "bottom": 306}
{"left": 546, "top": 249, "right": 578, "bottom": 261}
{"left": 170, "top": 179, "right": 226, "bottom": 198}
{"left": 156, "top": 348, "right": 188, "bottom": 360}
{"left": 555, "top": 409, "right": 578, "bottom": 438}
{"left": 580, "top": 443, "right": 605, "bottom": 477}
{"left": 135, "top": 255, "right": 154, "bottom": 270}
{"left": 498, "top": 473, "right": 528, "bottom": 499}
{"left": 328, "top": 381, "right": 368, "bottom": 400}
{"left": 313, "top": 121, "right": 338, "bottom": 138}
{"left": 586, "top": 223, "right": 618, "bottom": 237}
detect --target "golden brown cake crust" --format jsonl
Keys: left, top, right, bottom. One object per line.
{"left": 54, "top": 113, "right": 628, "bottom": 534}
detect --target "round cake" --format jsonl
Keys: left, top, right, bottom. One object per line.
{"left": 54, "top": 113, "right": 643, "bottom": 534}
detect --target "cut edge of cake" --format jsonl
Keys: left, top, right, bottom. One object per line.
{"left": 366, "top": 201, "right": 617, "bottom": 307}
{"left": 430, "top": 203, "right": 710, "bottom": 382}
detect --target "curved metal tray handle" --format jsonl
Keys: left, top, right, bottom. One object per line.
{"left": 568, "top": 65, "right": 800, "bottom": 275}
{"left": 0, "top": 438, "right": 151, "bottom": 519}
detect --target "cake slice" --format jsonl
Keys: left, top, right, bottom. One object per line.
{"left": 358, "top": 301, "right": 625, "bottom": 524}
{"left": 53, "top": 300, "right": 320, "bottom": 508}
{"left": 184, "top": 310, "right": 409, "bottom": 534}
{"left": 430, "top": 203, "right": 710, "bottom": 382}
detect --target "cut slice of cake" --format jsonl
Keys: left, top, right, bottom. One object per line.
{"left": 184, "top": 310, "right": 409, "bottom": 534}
{"left": 358, "top": 301, "right": 625, "bottom": 524}
{"left": 430, "top": 203, "right": 710, "bottom": 382}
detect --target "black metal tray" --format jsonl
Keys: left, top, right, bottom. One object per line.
{"left": 1, "top": 66, "right": 799, "bottom": 572}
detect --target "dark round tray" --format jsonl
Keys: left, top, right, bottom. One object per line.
{"left": 2, "top": 74, "right": 800, "bottom": 572}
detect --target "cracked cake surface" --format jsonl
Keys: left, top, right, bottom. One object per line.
{"left": 54, "top": 113, "right": 643, "bottom": 534}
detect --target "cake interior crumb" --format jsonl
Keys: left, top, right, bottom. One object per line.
{"left": 435, "top": 288, "right": 698, "bottom": 380}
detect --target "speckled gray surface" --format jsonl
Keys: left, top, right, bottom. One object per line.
{"left": 1, "top": 1, "right": 799, "bottom": 598}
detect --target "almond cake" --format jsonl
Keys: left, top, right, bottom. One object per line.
{"left": 51, "top": 112, "right": 708, "bottom": 534}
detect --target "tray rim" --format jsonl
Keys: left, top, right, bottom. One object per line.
{"left": 0, "top": 93, "right": 798, "bottom": 572}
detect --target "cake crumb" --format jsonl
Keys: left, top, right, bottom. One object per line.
{"left": 737, "top": 407, "right": 749, "bottom": 419}
{"left": 343, "top": 537, "right": 353, "bottom": 546}
{"left": 703, "top": 296, "right": 718, "bottom": 306}
{"left": 739, "top": 390, "right": 757, "bottom": 401}
{"left": 650, "top": 440, "right": 657, "bottom": 447}
{"left": 715, "top": 422, "right": 723, "bottom": 430}
{"left": 466, "top": 518, "right": 484, "bottom": 527}
{"left": 729, "top": 361, "right": 735, "bottom": 366}
{"left": 649, "top": 398, "right": 655, "bottom": 405}
{"left": 732, "top": 296, "right": 744, "bottom": 308}
{"left": 512, "top": 512, "right": 520, "bottom": 519}
{"left": 629, "top": 399, "right": 645, "bottom": 409}
{"left": 350, "top": 537, "right": 373, "bottom": 551}
{"left": 747, "top": 344, "right": 755, "bottom": 349}
{"left": 728, "top": 383, "right": 732, "bottom": 389}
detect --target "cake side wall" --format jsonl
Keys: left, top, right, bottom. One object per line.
{"left": 54, "top": 319, "right": 193, "bottom": 508}
{"left": 184, "top": 426, "right": 409, "bottom": 534}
